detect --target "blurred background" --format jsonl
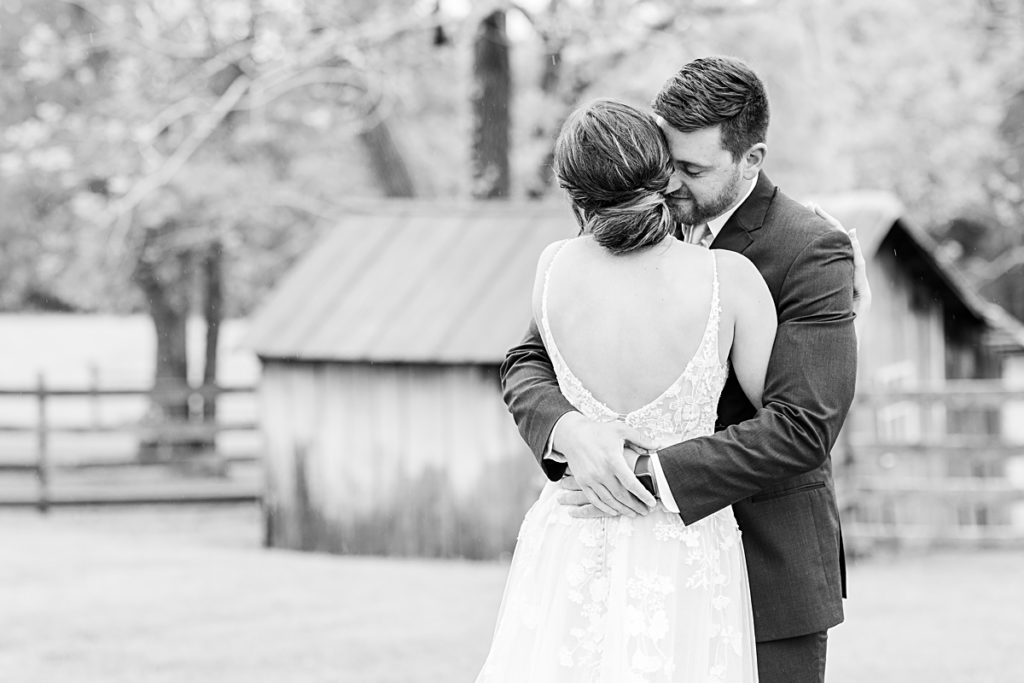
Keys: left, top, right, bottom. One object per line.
{"left": 2, "top": 0, "right": 1024, "bottom": 681}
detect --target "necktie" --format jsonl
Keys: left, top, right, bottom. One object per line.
{"left": 687, "top": 223, "right": 712, "bottom": 248}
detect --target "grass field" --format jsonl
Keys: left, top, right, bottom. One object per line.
{"left": 2, "top": 504, "right": 1022, "bottom": 682}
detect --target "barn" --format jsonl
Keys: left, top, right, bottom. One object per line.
{"left": 247, "top": 194, "right": 1024, "bottom": 559}
{"left": 815, "top": 191, "right": 1024, "bottom": 390}
{"left": 246, "top": 201, "right": 575, "bottom": 559}
{"left": 816, "top": 191, "right": 1024, "bottom": 443}
{"left": 815, "top": 192, "right": 1024, "bottom": 543}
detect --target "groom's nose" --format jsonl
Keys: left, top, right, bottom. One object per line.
{"left": 666, "top": 171, "right": 684, "bottom": 195}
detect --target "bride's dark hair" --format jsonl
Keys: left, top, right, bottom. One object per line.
{"left": 553, "top": 99, "right": 674, "bottom": 254}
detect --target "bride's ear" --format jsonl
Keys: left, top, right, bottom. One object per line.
{"left": 741, "top": 144, "right": 767, "bottom": 179}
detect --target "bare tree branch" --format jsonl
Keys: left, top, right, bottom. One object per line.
{"left": 244, "top": 67, "right": 370, "bottom": 109}
{"left": 974, "top": 245, "right": 1024, "bottom": 284}
{"left": 102, "top": 75, "right": 252, "bottom": 244}
{"left": 59, "top": 0, "right": 211, "bottom": 59}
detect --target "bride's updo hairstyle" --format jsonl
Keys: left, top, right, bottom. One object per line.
{"left": 553, "top": 99, "right": 674, "bottom": 254}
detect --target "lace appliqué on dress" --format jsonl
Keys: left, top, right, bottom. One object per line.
{"left": 537, "top": 240, "right": 740, "bottom": 682}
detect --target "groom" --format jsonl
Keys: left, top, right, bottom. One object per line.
{"left": 500, "top": 56, "right": 858, "bottom": 683}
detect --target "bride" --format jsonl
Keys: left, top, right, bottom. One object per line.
{"left": 476, "top": 98, "right": 777, "bottom": 682}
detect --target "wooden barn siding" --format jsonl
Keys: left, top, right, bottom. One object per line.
{"left": 848, "top": 243, "right": 1015, "bottom": 532}
{"left": 258, "top": 361, "right": 544, "bottom": 559}
{"left": 858, "top": 246, "right": 947, "bottom": 439}
{"left": 848, "top": 246, "right": 954, "bottom": 530}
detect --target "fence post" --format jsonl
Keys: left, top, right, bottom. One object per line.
{"left": 36, "top": 372, "right": 50, "bottom": 514}
{"left": 90, "top": 363, "right": 101, "bottom": 428}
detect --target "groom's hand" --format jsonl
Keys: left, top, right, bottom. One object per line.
{"left": 558, "top": 476, "right": 608, "bottom": 518}
{"left": 551, "top": 413, "right": 658, "bottom": 517}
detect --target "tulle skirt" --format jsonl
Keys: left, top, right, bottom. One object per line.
{"left": 476, "top": 482, "right": 758, "bottom": 683}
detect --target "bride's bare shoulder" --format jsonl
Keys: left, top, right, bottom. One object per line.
{"left": 531, "top": 237, "right": 583, "bottom": 313}
{"left": 534, "top": 238, "right": 580, "bottom": 280}
{"left": 713, "top": 250, "right": 774, "bottom": 322}
{"left": 538, "top": 236, "right": 576, "bottom": 260}
{"left": 713, "top": 250, "right": 763, "bottom": 287}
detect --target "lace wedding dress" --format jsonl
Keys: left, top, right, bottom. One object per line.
{"left": 477, "top": 244, "right": 758, "bottom": 683}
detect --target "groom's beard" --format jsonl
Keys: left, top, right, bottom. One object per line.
{"left": 669, "top": 167, "right": 743, "bottom": 226}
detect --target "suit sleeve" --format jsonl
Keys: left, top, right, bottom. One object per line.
{"left": 499, "top": 320, "right": 577, "bottom": 480}
{"left": 658, "top": 228, "right": 858, "bottom": 524}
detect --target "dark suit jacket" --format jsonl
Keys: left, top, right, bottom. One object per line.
{"left": 499, "top": 173, "right": 857, "bottom": 642}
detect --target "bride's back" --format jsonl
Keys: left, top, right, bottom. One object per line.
{"left": 536, "top": 237, "right": 728, "bottom": 416}
{"left": 534, "top": 98, "right": 774, "bottom": 416}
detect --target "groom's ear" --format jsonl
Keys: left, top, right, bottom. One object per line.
{"left": 741, "top": 143, "right": 767, "bottom": 179}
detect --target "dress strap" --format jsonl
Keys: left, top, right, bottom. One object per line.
{"left": 710, "top": 250, "right": 720, "bottom": 310}
{"left": 540, "top": 240, "right": 572, "bottom": 340}
{"left": 707, "top": 250, "right": 723, "bottom": 363}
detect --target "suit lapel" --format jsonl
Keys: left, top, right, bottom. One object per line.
{"left": 710, "top": 172, "right": 777, "bottom": 254}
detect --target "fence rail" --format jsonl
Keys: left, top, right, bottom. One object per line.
{"left": 0, "top": 380, "right": 260, "bottom": 510}
{"left": 4, "top": 378, "right": 1024, "bottom": 550}
{"left": 842, "top": 384, "right": 1024, "bottom": 551}
{"left": 850, "top": 383, "right": 1024, "bottom": 408}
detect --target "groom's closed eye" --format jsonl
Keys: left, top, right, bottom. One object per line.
{"left": 673, "top": 161, "right": 709, "bottom": 178}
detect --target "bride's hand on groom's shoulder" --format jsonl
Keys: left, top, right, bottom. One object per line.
{"left": 551, "top": 413, "right": 658, "bottom": 518}
{"left": 806, "top": 202, "right": 872, "bottom": 321}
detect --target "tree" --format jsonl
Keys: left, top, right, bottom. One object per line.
{"left": 0, "top": 0, "right": 443, "bottom": 459}
{"left": 510, "top": 0, "right": 771, "bottom": 198}
{"left": 471, "top": 10, "right": 512, "bottom": 198}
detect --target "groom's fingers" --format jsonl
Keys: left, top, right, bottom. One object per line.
{"left": 557, "top": 420, "right": 656, "bottom": 515}
{"left": 570, "top": 478, "right": 623, "bottom": 516}
{"left": 559, "top": 475, "right": 582, "bottom": 492}
{"left": 569, "top": 503, "right": 615, "bottom": 519}
{"left": 600, "top": 472, "right": 653, "bottom": 516}
{"left": 612, "top": 458, "right": 657, "bottom": 510}
{"left": 560, "top": 476, "right": 644, "bottom": 516}
{"left": 618, "top": 425, "right": 659, "bottom": 453}
{"left": 557, "top": 489, "right": 588, "bottom": 506}
{"left": 590, "top": 482, "right": 639, "bottom": 516}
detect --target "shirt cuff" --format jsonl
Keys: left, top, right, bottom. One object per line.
{"left": 543, "top": 413, "right": 571, "bottom": 464}
{"left": 649, "top": 451, "right": 680, "bottom": 514}
{"left": 543, "top": 432, "right": 567, "bottom": 463}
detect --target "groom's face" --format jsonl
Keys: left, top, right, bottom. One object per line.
{"left": 656, "top": 119, "right": 746, "bottom": 226}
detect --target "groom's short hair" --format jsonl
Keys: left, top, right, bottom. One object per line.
{"left": 652, "top": 56, "right": 769, "bottom": 161}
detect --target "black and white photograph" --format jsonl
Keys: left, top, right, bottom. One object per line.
{"left": 2, "top": 0, "right": 1023, "bottom": 681}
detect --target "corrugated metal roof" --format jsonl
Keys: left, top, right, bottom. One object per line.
{"left": 247, "top": 193, "right": 1023, "bottom": 365}
{"left": 815, "top": 191, "right": 1024, "bottom": 351}
{"left": 246, "top": 201, "right": 578, "bottom": 364}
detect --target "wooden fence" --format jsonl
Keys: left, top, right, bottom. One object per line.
{"left": 841, "top": 381, "right": 1024, "bottom": 551}
{"left": 0, "top": 379, "right": 260, "bottom": 510}
{"left": 4, "top": 375, "right": 1024, "bottom": 552}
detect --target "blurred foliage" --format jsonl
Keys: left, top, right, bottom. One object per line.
{"left": 1, "top": 0, "right": 1024, "bottom": 318}
{"left": 0, "top": 0, "right": 432, "bottom": 315}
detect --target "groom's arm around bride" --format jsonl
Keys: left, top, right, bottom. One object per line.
{"left": 500, "top": 56, "right": 859, "bottom": 683}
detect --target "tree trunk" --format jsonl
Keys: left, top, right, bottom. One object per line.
{"left": 471, "top": 10, "right": 511, "bottom": 199}
{"left": 201, "top": 238, "right": 223, "bottom": 422}
{"left": 526, "top": 35, "right": 564, "bottom": 199}
{"left": 359, "top": 117, "right": 417, "bottom": 197}
{"left": 131, "top": 222, "right": 192, "bottom": 462}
